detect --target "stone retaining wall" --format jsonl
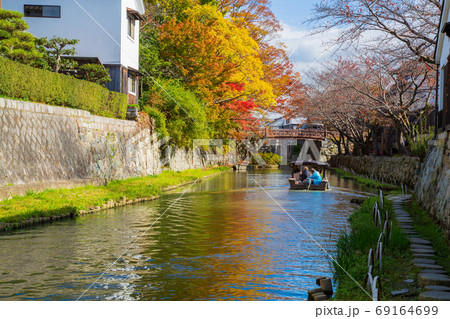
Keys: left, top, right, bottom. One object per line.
{"left": 415, "top": 131, "right": 450, "bottom": 235}
{"left": 329, "top": 155, "right": 421, "bottom": 187}
{"left": 0, "top": 98, "right": 162, "bottom": 190}
{"left": 0, "top": 98, "right": 236, "bottom": 199}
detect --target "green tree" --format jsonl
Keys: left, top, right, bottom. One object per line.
{"left": 0, "top": 9, "right": 43, "bottom": 65}
{"left": 42, "top": 36, "right": 79, "bottom": 72}
{"left": 141, "top": 78, "right": 210, "bottom": 147}
{"left": 75, "top": 64, "right": 111, "bottom": 85}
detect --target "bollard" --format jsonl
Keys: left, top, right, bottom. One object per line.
{"left": 378, "top": 242, "right": 383, "bottom": 272}
{"left": 365, "top": 266, "right": 374, "bottom": 290}
{"left": 313, "top": 293, "right": 328, "bottom": 301}
{"left": 320, "top": 278, "right": 333, "bottom": 296}
{"left": 307, "top": 288, "right": 322, "bottom": 301}
{"left": 377, "top": 209, "right": 382, "bottom": 228}
{"left": 372, "top": 276, "right": 380, "bottom": 301}
{"left": 315, "top": 277, "right": 326, "bottom": 286}
{"left": 373, "top": 202, "right": 378, "bottom": 221}
{"left": 389, "top": 222, "right": 393, "bottom": 240}
{"left": 379, "top": 190, "right": 383, "bottom": 210}
{"left": 368, "top": 248, "right": 374, "bottom": 268}
{"left": 375, "top": 233, "right": 384, "bottom": 260}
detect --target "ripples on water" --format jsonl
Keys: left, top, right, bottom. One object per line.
{"left": 0, "top": 169, "right": 375, "bottom": 301}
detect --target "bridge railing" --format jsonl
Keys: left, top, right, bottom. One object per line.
{"left": 263, "top": 128, "right": 329, "bottom": 140}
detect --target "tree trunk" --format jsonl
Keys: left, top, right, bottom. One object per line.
{"left": 395, "top": 127, "right": 407, "bottom": 154}
{"left": 344, "top": 137, "right": 350, "bottom": 155}
{"left": 337, "top": 138, "right": 342, "bottom": 155}
{"left": 371, "top": 128, "right": 380, "bottom": 156}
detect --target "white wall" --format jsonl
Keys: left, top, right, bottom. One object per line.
{"left": 437, "top": 1, "right": 450, "bottom": 112}
{"left": 121, "top": 0, "right": 140, "bottom": 70}
{"left": 437, "top": 29, "right": 450, "bottom": 112}
{"left": 2, "top": 0, "right": 123, "bottom": 65}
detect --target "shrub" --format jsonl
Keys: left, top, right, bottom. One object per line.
{"left": 0, "top": 56, "right": 127, "bottom": 118}
{"left": 142, "top": 105, "right": 169, "bottom": 137}
{"left": 75, "top": 63, "right": 111, "bottom": 85}
{"left": 408, "top": 126, "right": 434, "bottom": 161}
{"left": 141, "top": 78, "right": 210, "bottom": 147}
{"left": 251, "top": 152, "right": 281, "bottom": 165}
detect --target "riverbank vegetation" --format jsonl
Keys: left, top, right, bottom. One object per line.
{"left": 333, "top": 197, "right": 416, "bottom": 301}
{"left": 0, "top": 167, "right": 229, "bottom": 226}
{"left": 404, "top": 200, "right": 450, "bottom": 274}
{"left": 333, "top": 168, "right": 400, "bottom": 191}
{"left": 251, "top": 152, "right": 281, "bottom": 165}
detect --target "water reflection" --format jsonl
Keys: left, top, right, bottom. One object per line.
{"left": 0, "top": 169, "right": 374, "bottom": 300}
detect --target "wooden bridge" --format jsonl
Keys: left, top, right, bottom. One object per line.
{"left": 263, "top": 128, "right": 330, "bottom": 141}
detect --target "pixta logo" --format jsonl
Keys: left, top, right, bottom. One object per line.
{"left": 192, "top": 138, "right": 322, "bottom": 165}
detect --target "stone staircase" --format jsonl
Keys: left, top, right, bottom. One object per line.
{"left": 390, "top": 195, "right": 450, "bottom": 301}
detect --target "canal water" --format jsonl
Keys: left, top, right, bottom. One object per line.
{"left": 0, "top": 169, "right": 375, "bottom": 301}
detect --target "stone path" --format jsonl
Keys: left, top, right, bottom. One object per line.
{"left": 390, "top": 195, "right": 450, "bottom": 301}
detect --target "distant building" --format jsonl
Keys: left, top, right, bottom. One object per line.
{"left": 1, "top": 0, "right": 145, "bottom": 104}
{"left": 267, "top": 117, "right": 306, "bottom": 130}
{"left": 435, "top": 0, "right": 450, "bottom": 134}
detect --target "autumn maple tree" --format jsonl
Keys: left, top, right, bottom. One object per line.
{"left": 139, "top": 0, "right": 303, "bottom": 143}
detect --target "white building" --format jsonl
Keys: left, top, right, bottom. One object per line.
{"left": 435, "top": 0, "right": 450, "bottom": 134}
{"left": 0, "top": 0, "right": 145, "bottom": 104}
{"left": 267, "top": 117, "right": 306, "bottom": 130}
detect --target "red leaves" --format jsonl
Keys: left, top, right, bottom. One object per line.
{"left": 226, "top": 82, "right": 245, "bottom": 92}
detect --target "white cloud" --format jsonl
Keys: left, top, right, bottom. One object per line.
{"left": 277, "top": 22, "right": 392, "bottom": 82}
{"left": 276, "top": 22, "right": 343, "bottom": 78}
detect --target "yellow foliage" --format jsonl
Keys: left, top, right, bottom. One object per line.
{"left": 161, "top": 4, "right": 276, "bottom": 109}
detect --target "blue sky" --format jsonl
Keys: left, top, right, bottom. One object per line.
{"left": 269, "top": 0, "right": 340, "bottom": 79}
{"left": 270, "top": 0, "right": 317, "bottom": 27}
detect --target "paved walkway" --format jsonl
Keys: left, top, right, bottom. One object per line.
{"left": 390, "top": 195, "right": 450, "bottom": 301}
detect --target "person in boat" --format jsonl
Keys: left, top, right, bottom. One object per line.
{"left": 293, "top": 168, "right": 301, "bottom": 181}
{"left": 306, "top": 168, "right": 322, "bottom": 188}
{"left": 301, "top": 166, "right": 311, "bottom": 181}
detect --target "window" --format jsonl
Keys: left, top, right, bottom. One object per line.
{"left": 128, "top": 15, "right": 135, "bottom": 40}
{"left": 128, "top": 73, "right": 136, "bottom": 94}
{"left": 24, "top": 5, "right": 61, "bottom": 18}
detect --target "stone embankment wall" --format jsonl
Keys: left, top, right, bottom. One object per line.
{"left": 0, "top": 98, "right": 233, "bottom": 198}
{"left": 329, "top": 155, "right": 421, "bottom": 187}
{"left": 415, "top": 131, "right": 450, "bottom": 235}
{"left": 0, "top": 98, "right": 162, "bottom": 188}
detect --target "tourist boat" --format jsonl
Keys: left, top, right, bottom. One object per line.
{"left": 288, "top": 160, "right": 330, "bottom": 191}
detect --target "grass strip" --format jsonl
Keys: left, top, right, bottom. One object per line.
{"left": 404, "top": 200, "right": 450, "bottom": 274}
{"left": 333, "top": 197, "right": 416, "bottom": 300}
{"left": 0, "top": 167, "right": 229, "bottom": 225}
{"left": 334, "top": 168, "right": 400, "bottom": 191}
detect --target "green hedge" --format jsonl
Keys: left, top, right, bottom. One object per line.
{"left": 0, "top": 56, "right": 127, "bottom": 118}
